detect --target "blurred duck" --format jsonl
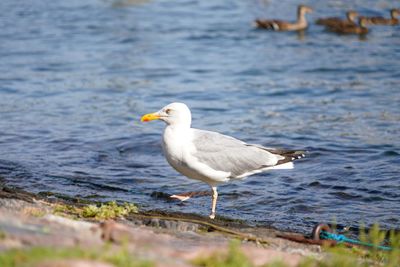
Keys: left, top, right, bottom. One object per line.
{"left": 361, "top": 9, "right": 399, "bottom": 25}
{"left": 255, "top": 5, "right": 313, "bottom": 31}
{"left": 315, "top": 10, "right": 358, "bottom": 27}
{"left": 327, "top": 17, "right": 369, "bottom": 35}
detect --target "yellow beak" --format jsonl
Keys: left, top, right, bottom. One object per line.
{"left": 141, "top": 112, "right": 160, "bottom": 122}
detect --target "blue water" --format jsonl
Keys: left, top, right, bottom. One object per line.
{"left": 0, "top": 0, "right": 399, "bottom": 232}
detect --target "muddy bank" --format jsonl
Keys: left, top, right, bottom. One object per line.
{"left": 0, "top": 184, "right": 322, "bottom": 266}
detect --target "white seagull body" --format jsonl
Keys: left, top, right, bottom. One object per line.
{"left": 141, "top": 102, "right": 305, "bottom": 219}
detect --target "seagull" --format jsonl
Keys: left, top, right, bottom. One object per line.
{"left": 141, "top": 102, "right": 305, "bottom": 219}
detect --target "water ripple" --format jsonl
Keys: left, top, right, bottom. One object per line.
{"left": 0, "top": 0, "right": 399, "bottom": 233}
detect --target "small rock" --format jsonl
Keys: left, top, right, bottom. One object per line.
{"left": 99, "top": 220, "right": 133, "bottom": 243}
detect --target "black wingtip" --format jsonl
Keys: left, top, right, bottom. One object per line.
{"left": 277, "top": 150, "right": 306, "bottom": 165}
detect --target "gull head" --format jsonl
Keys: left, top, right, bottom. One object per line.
{"left": 141, "top": 102, "right": 192, "bottom": 127}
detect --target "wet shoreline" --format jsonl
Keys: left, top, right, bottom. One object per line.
{"left": 0, "top": 182, "right": 322, "bottom": 266}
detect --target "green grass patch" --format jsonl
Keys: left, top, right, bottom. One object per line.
{"left": 192, "top": 225, "right": 400, "bottom": 267}
{"left": 22, "top": 207, "right": 46, "bottom": 217}
{"left": 300, "top": 223, "right": 400, "bottom": 267}
{"left": 192, "top": 239, "right": 253, "bottom": 267}
{"left": 0, "top": 245, "right": 153, "bottom": 267}
{"left": 53, "top": 201, "right": 138, "bottom": 220}
{"left": 0, "top": 230, "right": 6, "bottom": 240}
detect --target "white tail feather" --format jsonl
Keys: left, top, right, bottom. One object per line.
{"left": 234, "top": 161, "right": 294, "bottom": 179}
{"left": 267, "top": 161, "right": 294, "bottom": 170}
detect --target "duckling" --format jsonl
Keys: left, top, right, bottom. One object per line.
{"left": 361, "top": 8, "right": 399, "bottom": 25}
{"left": 255, "top": 5, "right": 313, "bottom": 31}
{"left": 315, "top": 10, "right": 358, "bottom": 27}
{"left": 327, "top": 17, "right": 369, "bottom": 35}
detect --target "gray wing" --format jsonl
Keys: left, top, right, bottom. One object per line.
{"left": 191, "top": 129, "right": 283, "bottom": 178}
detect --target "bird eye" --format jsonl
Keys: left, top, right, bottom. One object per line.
{"left": 165, "top": 108, "right": 172, "bottom": 114}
